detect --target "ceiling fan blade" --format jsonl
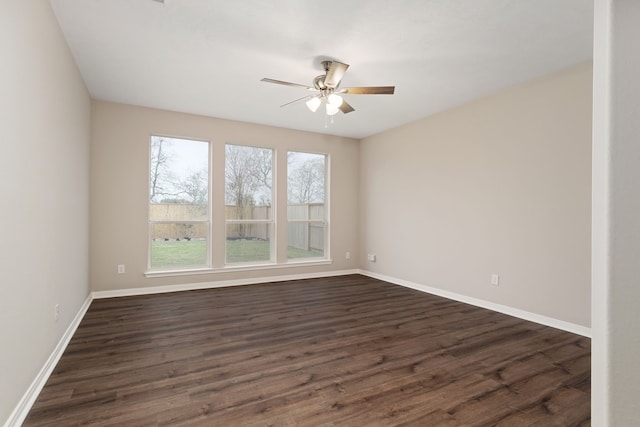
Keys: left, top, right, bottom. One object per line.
{"left": 279, "top": 94, "right": 314, "bottom": 108}
{"left": 261, "top": 78, "right": 315, "bottom": 91}
{"left": 324, "top": 61, "right": 349, "bottom": 88}
{"left": 339, "top": 100, "right": 355, "bottom": 114}
{"left": 340, "top": 86, "right": 395, "bottom": 95}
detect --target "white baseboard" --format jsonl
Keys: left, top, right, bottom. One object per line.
{"left": 92, "top": 269, "right": 360, "bottom": 299}
{"left": 359, "top": 269, "right": 591, "bottom": 338}
{"left": 4, "top": 294, "right": 93, "bottom": 427}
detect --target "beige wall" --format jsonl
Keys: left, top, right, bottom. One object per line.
{"left": 90, "top": 101, "right": 360, "bottom": 291}
{"left": 360, "top": 63, "right": 592, "bottom": 328}
{"left": 0, "top": 1, "right": 91, "bottom": 424}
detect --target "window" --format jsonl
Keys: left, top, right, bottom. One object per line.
{"left": 147, "top": 139, "right": 330, "bottom": 274}
{"left": 149, "top": 136, "right": 209, "bottom": 270}
{"left": 287, "top": 151, "right": 327, "bottom": 259}
{"left": 225, "top": 144, "right": 273, "bottom": 264}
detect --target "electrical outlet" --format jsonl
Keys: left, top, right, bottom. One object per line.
{"left": 117, "top": 264, "right": 126, "bottom": 274}
{"left": 491, "top": 274, "right": 500, "bottom": 286}
{"left": 54, "top": 304, "right": 60, "bottom": 322}
{"left": 345, "top": 251, "right": 351, "bottom": 260}
{"left": 367, "top": 254, "right": 376, "bottom": 262}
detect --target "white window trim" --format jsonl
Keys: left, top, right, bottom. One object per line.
{"left": 147, "top": 135, "right": 212, "bottom": 272}
{"left": 224, "top": 143, "right": 275, "bottom": 265}
{"left": 145, "top": 141, "right": 333, "bottom": 276}
{"left": 286, "top": 151, "right": 330, "bottom": 261}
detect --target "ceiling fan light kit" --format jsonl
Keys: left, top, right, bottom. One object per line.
{"left": 305, "top": 96, "right": 322, "bottom": 112}
{"left": 327, "top": 93, "right": 343, "bottom": 107}
{"left": 261, "top": 60, "right": 395, "bottom": 119}
{"left": 326, "top": 103, "right": 340, "bottom": 116}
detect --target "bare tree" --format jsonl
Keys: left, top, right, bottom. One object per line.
{"left": 150, "top": 137, "right": 170, "bottom": 202}
{"left": 151, "top": 137, "right": 209, "bottom": 204}
{"left": 288, "top": 155, "right": 325, "bottom": 204}
{"left": 225, "top": 145, "right": 272, "bottom": 207}
{"left": 225, "top": 145, "right": 272, "bottom": 236}
{"left": 179, "top": 169, "right": 208, "bottom": 204}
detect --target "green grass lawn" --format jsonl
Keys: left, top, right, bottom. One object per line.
{"left": 151, "top": 239, "right": 322, "bottom": 268}
{"left": 150, "top": 239, "right": 207, "bottom": 268}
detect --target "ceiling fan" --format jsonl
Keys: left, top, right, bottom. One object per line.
{"left": 261, "top": 60, "right": 395, "bottom": 116}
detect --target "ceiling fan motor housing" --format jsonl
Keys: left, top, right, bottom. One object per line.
{"left": 313, "top": 74, "right": 327, "bottom": 90}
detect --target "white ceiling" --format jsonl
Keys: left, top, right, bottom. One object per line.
{"left": 49, "top": 0, "right": 593, "bottom": 139}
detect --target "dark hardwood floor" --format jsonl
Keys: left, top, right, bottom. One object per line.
{"left": 24, "top": 274, "right": 590, "bottom": 426}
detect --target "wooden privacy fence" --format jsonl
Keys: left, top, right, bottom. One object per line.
{"left": 150, "top": 203, "right": 207, "bottom": 240}
{"left": 226, "top": 205, "right": 270, "bottom": 240}
{"left": 287, "top": 203, "right": 324, "bottom": 252}
{"left": 150, "top": 203, "right": 324, "bottom": 251}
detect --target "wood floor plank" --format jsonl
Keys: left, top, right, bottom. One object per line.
{"left": 23, "top": 274, "right": 590, "bottom": 426}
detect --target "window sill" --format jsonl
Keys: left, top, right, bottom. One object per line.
{"left": 144, "top": 259, "right": 333, "bottom": 278}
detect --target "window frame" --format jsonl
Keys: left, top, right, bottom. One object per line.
{"left": 224, "top": 143, "right": 275, "bottom": 266}
{"left": 145, "top": 140, "right": 332, "bottom": 277}
{"left": 286, "top": 150, "right": 330, "bottom": 262}
{"left": 147, "top": 135, "right": 212, "bottom": 272}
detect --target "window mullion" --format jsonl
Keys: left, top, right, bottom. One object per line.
{"left": 211, "top": 141, "right": 226, "bottom": 269}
